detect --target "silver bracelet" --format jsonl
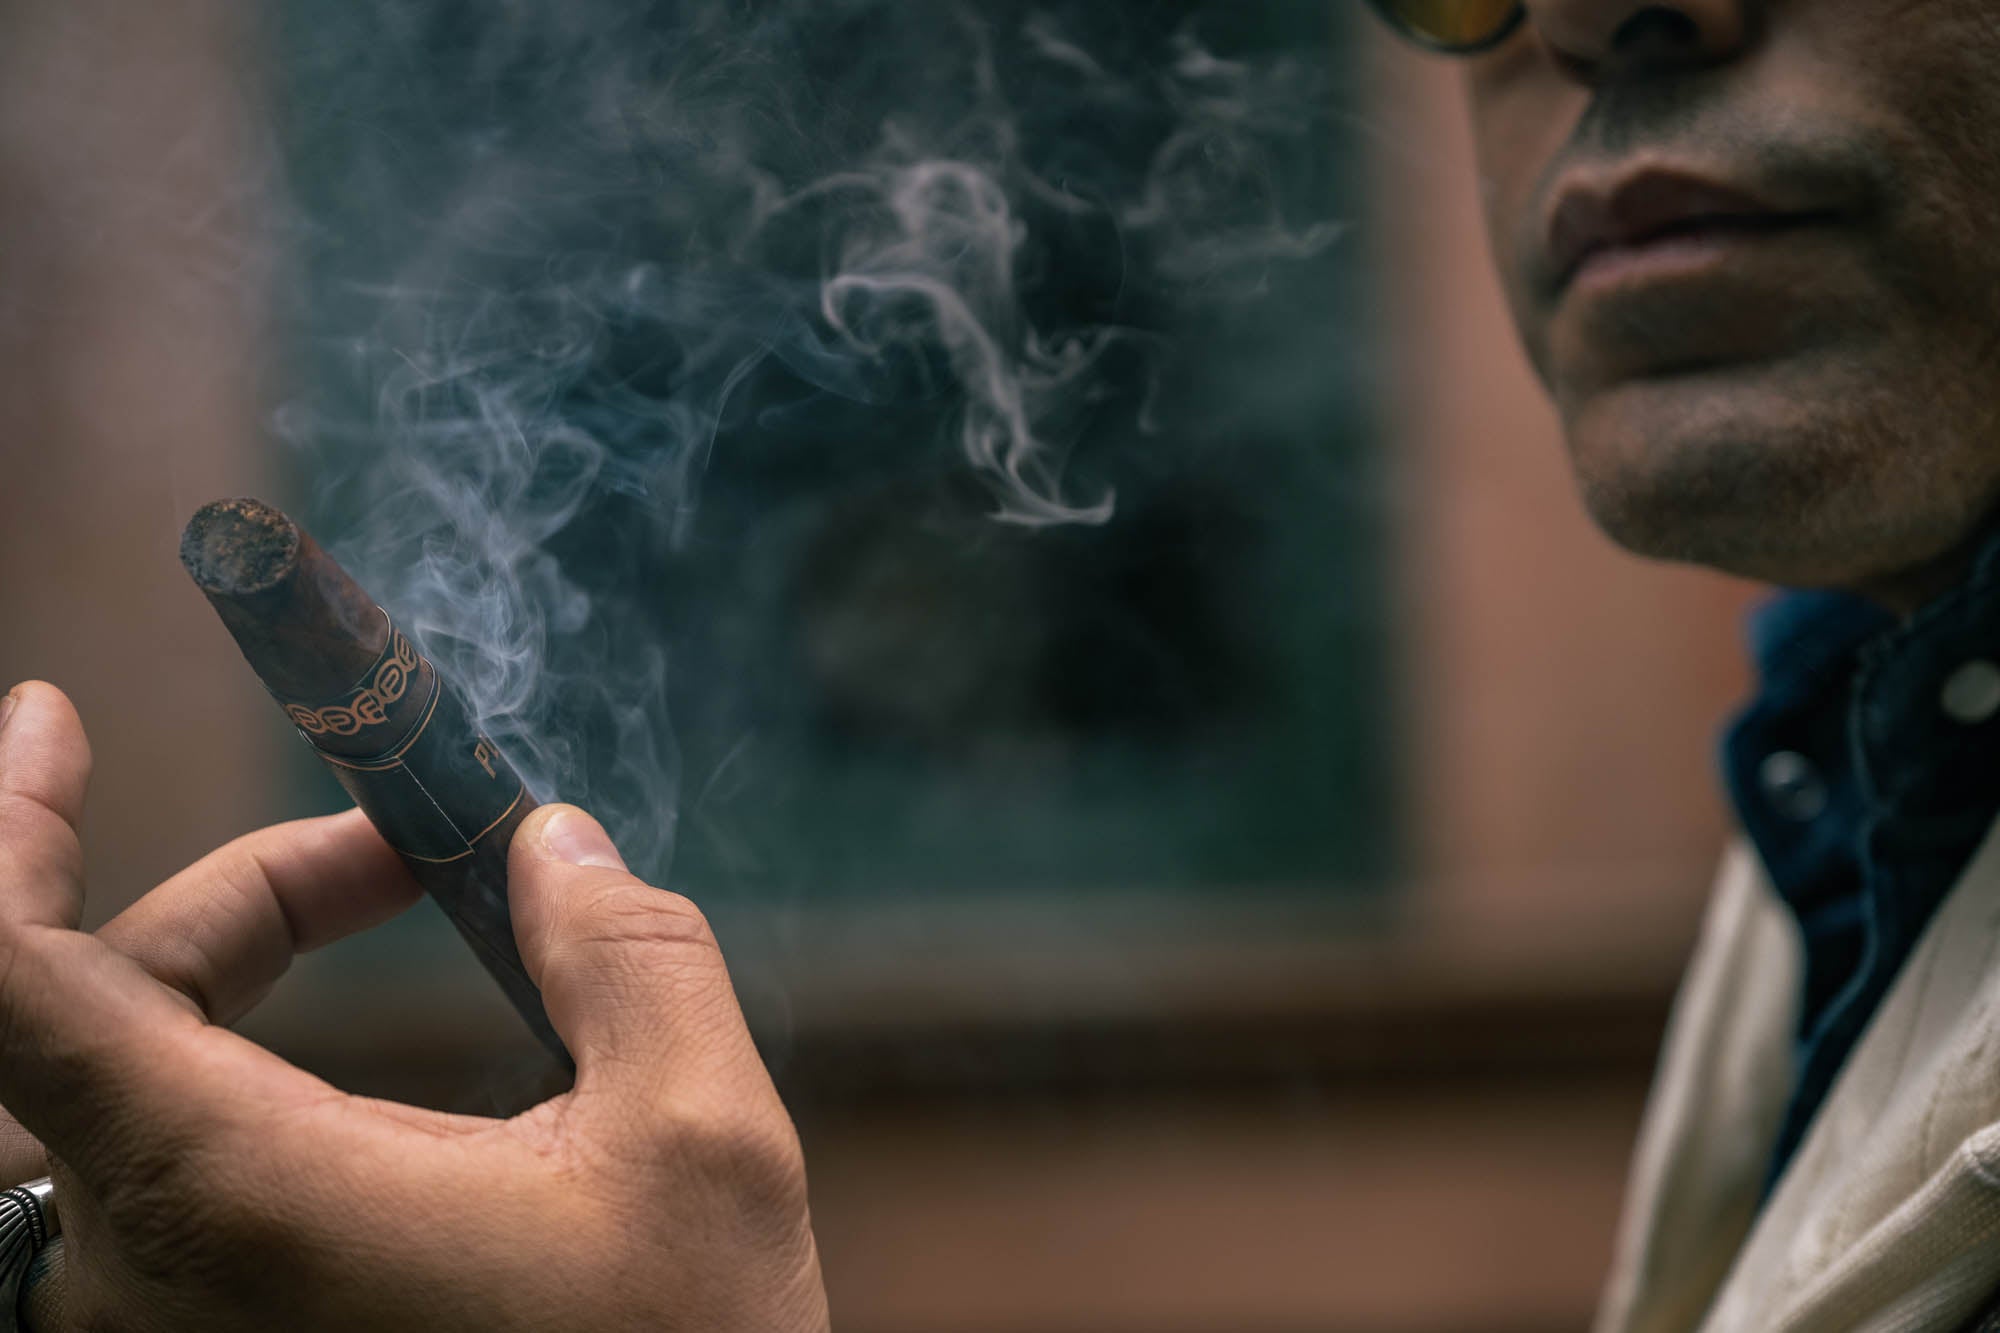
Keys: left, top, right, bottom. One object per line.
{"left": 0, "top": 1180, "right": 57, "bottom": 1333}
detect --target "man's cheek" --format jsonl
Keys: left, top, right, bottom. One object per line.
{"left": 1462, "top": 84, "right": 1578, "bottom": 363}
{"left": 1463, "top": 57, "right": 1580, "bottom": 196}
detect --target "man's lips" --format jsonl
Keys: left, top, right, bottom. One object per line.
{"left": 1543, "top": 167, "right": 1830, "bottom": 295}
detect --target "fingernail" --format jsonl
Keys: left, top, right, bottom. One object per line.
{"left": 541, "top": 806, "right": 627, "bottom": 870}
{"left": 0, "top": 689, "right": 18, "bottom": 739}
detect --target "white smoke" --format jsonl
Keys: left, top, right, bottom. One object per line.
{"left": 270, "top": 0, "right": 1344, "bottom": 884}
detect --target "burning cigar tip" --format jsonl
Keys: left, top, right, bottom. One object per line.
{"left": 180, "top": 497, "right": 302, "bottom": 596}
{"left": 181, "top": 496, "right": 389, "bottom": 702}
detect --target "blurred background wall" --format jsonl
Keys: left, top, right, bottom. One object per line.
{"left": 0, "top": 0, "right": 287, "bottom": 905}
{"left": 0, "top": 4, "right": 1755, "bottom": 1331}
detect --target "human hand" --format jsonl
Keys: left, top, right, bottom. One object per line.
{"left": 0, "top": 681, "right": 829, "bottom": 1332}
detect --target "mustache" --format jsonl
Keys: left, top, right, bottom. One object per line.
{"left": 1518, "top": 80, "right": 1895, "bottom": 293}
{"left": 1567, "top": 66, "right": 1732, "bottom": 159}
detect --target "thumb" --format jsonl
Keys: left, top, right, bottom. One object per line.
{"left": 508, "top": 806, "right": 770, "bottom": 1107}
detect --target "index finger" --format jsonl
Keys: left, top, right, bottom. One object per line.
{"left": 100, "top": 808, "right": 420, "bottom": 1027}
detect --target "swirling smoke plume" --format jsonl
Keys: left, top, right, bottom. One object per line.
{"left": 270, "top": 0, "right": 1344, "bottom": 887}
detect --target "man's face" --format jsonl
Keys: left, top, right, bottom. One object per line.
{"left": 1464, "top": 2, "right": 2000, "bottom": 600}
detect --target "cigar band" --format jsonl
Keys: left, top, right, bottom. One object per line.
{"left": 316, "top": 674, "right": 447, "bottom": 772}
{"left": 326, "top": 674, "right": 527, "bottom": 862}
{"left": 267, "top": 609, "right": 527, "bottom": 863}
{"left": 275, "top": 614, "right": 424, "bottom": 740}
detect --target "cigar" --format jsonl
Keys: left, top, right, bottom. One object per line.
{"left": 180, "top": 497, "right": 566, "bottom": 1062}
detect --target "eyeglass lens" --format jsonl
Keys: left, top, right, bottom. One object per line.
{"left": 1373, "top": 0, "right": 1523, "bottom": 52}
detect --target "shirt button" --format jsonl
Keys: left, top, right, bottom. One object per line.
{"left": 1759, "top": 750, "right": 1828, "bottom": 822}
{"left": 1942, "top": 659, "right": 2000, "bottom": 724}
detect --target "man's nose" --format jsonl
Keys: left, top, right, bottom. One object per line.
{"left": 1522, "top": 0, "right": 1749, "bottom": 77}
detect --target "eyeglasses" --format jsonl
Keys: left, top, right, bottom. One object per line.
{"left": 1366, "top": 0, "right": 1526, "bottom": 55}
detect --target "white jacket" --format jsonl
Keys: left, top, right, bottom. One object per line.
{"left": 1595, "top": 835, "right": 2000, "bottom": 1333}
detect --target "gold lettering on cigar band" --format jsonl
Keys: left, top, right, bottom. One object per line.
{"left": 285, "top": 631, "right": 424, "bottom": 737}
{"left": 473, "top": 738, "right": 500, "bottom": 779}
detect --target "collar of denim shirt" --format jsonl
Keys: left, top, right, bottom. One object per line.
{"left": 1723, "top": 525, "right": 2000, "bottom": 1193}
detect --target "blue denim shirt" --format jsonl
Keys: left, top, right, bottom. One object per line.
{"left": 1723, "top": 540, "right": 2000, "bottom": 1193}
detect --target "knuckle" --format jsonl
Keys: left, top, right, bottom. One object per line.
{"left": 0, "top": 931, "right": 70, "bottom": 1068}
{"left": 662, "top": 1105, "right": 810, "bottom": 1219}
{"left": 0, "top": 793, "right": 84, "bottom": 885}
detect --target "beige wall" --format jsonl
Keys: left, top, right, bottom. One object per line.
{"left": 0, "top": 0, "right": 285, "bottom": 921}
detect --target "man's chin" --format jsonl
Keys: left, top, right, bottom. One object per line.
{"left": 1558, "top": 370, "right": 1977, "bottom": 589}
